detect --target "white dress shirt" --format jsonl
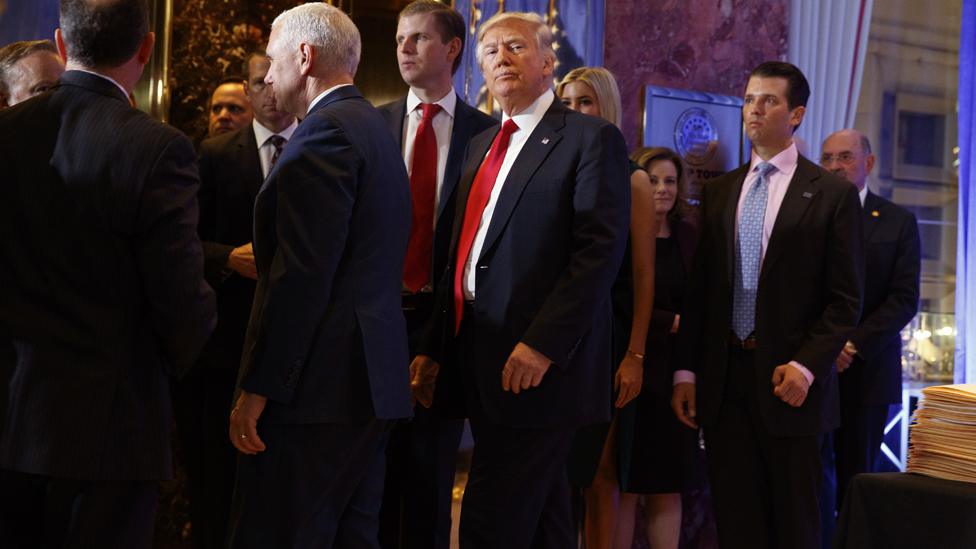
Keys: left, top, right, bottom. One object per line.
{"left": 675, "top": 141, "right": 815, "bottom": 386}
{"left": 252, "top": 118, "right": 297, "bottom": 178}
{"left": 73, "top": 69, "right": 129, "bottom": 100}
{"left": 402, "top": 88, "right": 456, "bottom": 221}
{"left": 858, "top": 185, "right": 868, "bottom": 207}
{"left": 462, "top": 88, "right": 555, "bottom": 300}
{"left": 306, "top": 83, "right": 354, "bottom": 115}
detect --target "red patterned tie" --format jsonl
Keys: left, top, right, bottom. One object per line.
{"left": 403, "top": 103, "right": 442, "bottom": 292}
{"left": 453, "top": 118, "right": 519, "bottom": 334}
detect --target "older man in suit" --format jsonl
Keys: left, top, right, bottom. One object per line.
{"left": 0, "top": 0, "right": 216, "bottom": 547}
{"left": 376, "top": 2, "right": 496, "bottom": 548}
{"left": 172, "top": 49, "right": 296, "bottom": 549}
{"left": 819, "top": 129, "right": 920, "bottom": 524}
{"left": 411, "top": 11, "right": 630, "bottom": 548}
{"left": 226, "top": 4, "right": 412, "bottom": 548}
{"left": 671, "top": 62, "right": 864, "bottom": 549}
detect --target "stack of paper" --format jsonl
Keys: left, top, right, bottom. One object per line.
{"left": 907, "top": 384, "right": 976, "bottom": 483}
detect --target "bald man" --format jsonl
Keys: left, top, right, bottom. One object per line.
{"left": 819, "top": 129, "right": 920, "bottom": 522}
{"left": 0, "top": 40, "right": 64, "bottom": 108}
{"left": 207, "top": 77, "right": 253, "bottom": 137}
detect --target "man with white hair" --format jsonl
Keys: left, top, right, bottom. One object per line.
{"left": 411, "top": 11, "right": 630, "bottom": 547}
{"left": 226, "top": 4, "right": 412, "bottom": 548}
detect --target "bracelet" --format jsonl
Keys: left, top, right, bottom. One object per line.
{"left": 626, "top": 348, "right": 645, "bottom": 360}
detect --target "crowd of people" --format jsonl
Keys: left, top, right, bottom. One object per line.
{"left": 0, "top": 1, "right": 921, "bottom": 549}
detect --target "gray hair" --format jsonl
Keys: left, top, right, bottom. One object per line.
{"left": 476, "top": 12, "right": 555, "bottom": 66}
{"left": 272, "top": 3, "right": 361, "bottom": 77}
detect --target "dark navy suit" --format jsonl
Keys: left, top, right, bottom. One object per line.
{"left": 228, "top": 86, "right": 412, "bottom": 549}
{"left": 421, "top": 97, "right": 631, "bottom": 548}
{"left": 0, "top": 70, "right": 216, "bottom": 548}
{"left": 375, "top": 94, "right": 496, "bottom": 549}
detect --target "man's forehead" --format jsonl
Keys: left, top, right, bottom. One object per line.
{"left": 744, "top": 76, "right": 788, "bottom": 96}
{"left": 14, "top": 51, "right": 61, "bottom": 73}
{"left": 823, "top": 133, "right": 861, "bottom": 152}
{"left": 481, "top": 22, "right": 533, "bottom": 44}
{"left": 397, "top": 13, "right": 438, "bottom": 35}
{"left": 211, "top": 84, "right": 246, "bottom": 103}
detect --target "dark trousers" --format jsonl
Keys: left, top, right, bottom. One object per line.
{"left": 834, "top": 403, "right": 888, "bottom": 509}
{"left": 227, "top": 419, "right": 393, "bottom": 549}
{"left": 379, "top": 298, "right": 465, "bottom": 549}
{"left": 704, "top": 347, "right": 822, "bottom": 549}
{"left": 0, "top": 469, "right": 157, "bottom": 549}
{"left": 455, "top": 312, "right": 575, "bottom": 549}
{"left": 171, "top": 363, "right": 239, "bottom": 549}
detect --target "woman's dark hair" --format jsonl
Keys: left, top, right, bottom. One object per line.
{"left": 630, "top": 146, "right": 687, "bottom": 225}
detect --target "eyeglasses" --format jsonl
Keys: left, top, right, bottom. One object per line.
{"left": 820, "top": 152, "right": 857, "bottom": 164}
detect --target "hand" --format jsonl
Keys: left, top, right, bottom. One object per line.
{"left": 836, "top": 341, "right": 857, "bottom": 373}
{"left": 410, "top": 355, "right": 440, "bottom": 408}
{"left": 227, "top": 242, "right": 257, "bottom": 280}
{"left": 229, "top": 390, "right": 268, "bottom": 455}
{"left": 671, "top": 382, "right": 698, "bottom": 429}
{"left": 501, "top": 342, "right": 552, "bottom": 394}
{"left": 614, "top": 354, "right": 643, "bottom": 408}
{"left": 772, "top": 364, "right": 811, "bottom": 407}
{"left": 671, "top": 314, "right": 680, "bottom": 334}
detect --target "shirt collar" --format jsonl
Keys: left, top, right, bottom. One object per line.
{"left": 306, "top": 83, "right": 354, "bottom": 115}
{"left": 252, "top": 118, "right": 298, "bottom": 147}
{"left": 72, "top": 68, "right": 129, "bottom": 102}
{"left": 858, "top": 185, "right": 868, "bottom": 207}
{"left": 749, "top": 141, "right": 798, "bottom": 176}
{"left": 406, "top": 87, "right": 457, "bottom": 119}
{"left": 503, "top": 88, "right": 554, "bottom": 135}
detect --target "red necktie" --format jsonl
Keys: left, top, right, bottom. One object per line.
{"left": 403, "top": 103, "right": 442, "bottom": 292}
{"left": 453, "top": 118, "right": 519, "bottom": 334}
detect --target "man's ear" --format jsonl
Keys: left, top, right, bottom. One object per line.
{"left": 136, "top": 32, "right": 156, "bottom": 65}
{"left": 54, "top": 29, "right": 69, "bottom": 63}
{"left": 299, "top": 42, "right": 315, "bottom": 76}
{"left": 865, "top": 153, "right": 876, "bottom": 176}
{"left": 790, "top": 105, "right": 806, "bottom": 129}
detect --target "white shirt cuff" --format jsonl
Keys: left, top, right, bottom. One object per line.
{"left": 789, "top": 361, "right": 815, "bottom": 386}
{"left": 673, "top": 369, "right": 696, "bottom": 385}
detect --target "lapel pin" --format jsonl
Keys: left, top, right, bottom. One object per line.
{"left": 541, "top": 137, "right": 550, "bottom": 144}
{"left": 871, "top": 210, "right": 880, "bottom": 217}
{"left": 802, "top": 191, "right": 814, "bottom": 198}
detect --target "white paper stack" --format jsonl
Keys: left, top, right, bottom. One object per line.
{"left": 907, "top": 384, "right": 976, "bottom": 483}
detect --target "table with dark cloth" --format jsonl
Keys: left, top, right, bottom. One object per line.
{"left": 834, "top": 472, "right": 976, "bottom": 549}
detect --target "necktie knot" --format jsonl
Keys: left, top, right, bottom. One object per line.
{"left": 755, "top": 161, "right": 776, "bottom": 180}
{"left": 499, "top": 118, "right": 519, "bottom": 140}
{"left": 420, "top": 103, "right": 442, "bottom": 120}
{"left": 268, "top": 135, "right": 286, "bottom": 152}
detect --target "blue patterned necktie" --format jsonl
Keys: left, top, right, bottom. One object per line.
{"left": 732, "top": 161, "right": 776, "bottom": 340}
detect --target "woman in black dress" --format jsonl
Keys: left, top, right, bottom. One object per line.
{"left": 558, "top": 67, "right": 656, "bottom": 549}
{"left": 617, "top": 147, "right": 699, "bottom": 549}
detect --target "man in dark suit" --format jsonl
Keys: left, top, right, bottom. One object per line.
{"left": 375, "top": 3, "right": 497, "bottom": 548}
{"left": 226, "top": 4, "right": 411, "bottom": 548}
{"left": 671, "top": 62, "right": 864, "bottom": 549}
{"left": 0, "top": 1, "right": 216, "bottom": 547}
{"left": 819, "top": 128, "right": 920, "bottom": 518}
{"left": 172, "top": 49, "right": 296, "bottom": 549}
{"left": 411, "top": 12, "right": 630, "bottom": 548}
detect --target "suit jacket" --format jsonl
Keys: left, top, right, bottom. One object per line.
{"left": 195, "top": 127, "right": 264, "bottom": 369}
{"left": 238, "top": 86, "right": 413, "bottom": 423}
{"left": 376, "top": 94, "right": 498, "bottom": 287}
{"left": 421, "top": 99, "right": 631, "bottom": 429}
{"left": 842, "top": 191, "right": 920, "bottom": 406}
{"left": 679, "top": 155, "right": 864, "bottom": 437}
{"left": 0, "top": 70, "right": 216, "bottom": 480}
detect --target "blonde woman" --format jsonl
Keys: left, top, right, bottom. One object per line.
{"left": 558, "top": 67, "right": 657, "bottom": 549}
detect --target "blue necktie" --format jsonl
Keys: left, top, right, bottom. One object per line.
{"left": 732, "top": 161, "right": 776, "bottom": 340}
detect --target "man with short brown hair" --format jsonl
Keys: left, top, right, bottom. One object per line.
{"left": 0, "top": 39, "right": 64, "bottom": 107}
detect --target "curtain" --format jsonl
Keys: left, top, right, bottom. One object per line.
{"left": 955, "top": 0, "right": 975, "bottom": 383}
{"left": 787, "top": 0, "right": 873, "bottom": 160}
{"left": 0, "top": 0, "right": 60, "bottom": 46}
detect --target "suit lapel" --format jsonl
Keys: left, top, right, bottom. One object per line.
{"left": 863, "top": 191, "right": 882, "bottom": 242}
{"left": 388, "top": 97, "right": 407, "bottom": 148}
{"left": 440, "top": 97, "right": 473, "bottom": 223}
{"left": 477, "top": 104, "right": 565, "bottom": 262}
{"left": 722, "top": 166, "right": 749, "bottom": 285}
{"left": 237, "top": 128, "right": 263, "bottom": 196}
{"left": 448, "top": 126, "right": 497, "bottom": 251}
{"left": 759, "top": 156, "right": 821, "bottom": 281}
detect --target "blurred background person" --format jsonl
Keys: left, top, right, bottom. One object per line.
{"left": 556, "top": 66, "right": 656, "bottom": 549}
{"left": 0, "top": 39, "right": 64, "bottom": 107}
{"left": 172, "top": 48, "right": 296, "bottom": 549}
{"left": 625, "top": 146, "right": 700, "bottom": 549}
{"left": 207, "top": 75, "right": 252, "bottom": 137}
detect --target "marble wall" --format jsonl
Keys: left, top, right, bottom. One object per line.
{"left": 604, "top": 0, "right": 789, "bottom": 149}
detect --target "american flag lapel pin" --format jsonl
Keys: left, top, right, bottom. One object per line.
{"left": 541, "top": 137, "right": 550, "bottom": 144}
{"left": 802, "top": 191, "right": 814, "bottom": 198}
{"left": 871, "top": 210, "right": 880, "bottom": 217}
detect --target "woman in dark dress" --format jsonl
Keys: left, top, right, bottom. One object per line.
{"left": 558, "top": 67, "right": 656, "bottom": 549}
{"left": 616, "top": 147, "right": 699, "bottom": 549}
